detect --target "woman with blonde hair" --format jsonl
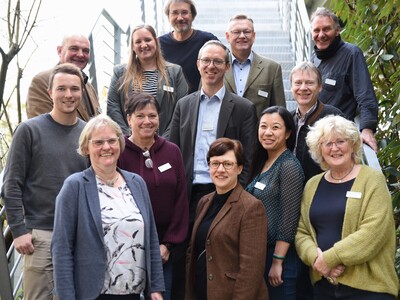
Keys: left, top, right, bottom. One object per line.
{"left": 107, "top": 24, "right": 188, "bottom": 136}
{"left": 296, "top": 115, "right": 397, "bottom": 299}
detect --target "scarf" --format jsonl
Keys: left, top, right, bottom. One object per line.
{"left": 314, "top": 34, "right": 344, "bottom": 60}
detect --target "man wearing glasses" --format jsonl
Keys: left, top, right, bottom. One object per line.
{"left": 169, "top": 40, "right": 257, "bottom": 299}
{"left": 159, "top": 0, "right": 218, "bottom": 93}
{"left": 225, "top": 14, "right": 286, "bottom": 116}
{"left": 2, "top": 64, "right": 89, "bottom": 299}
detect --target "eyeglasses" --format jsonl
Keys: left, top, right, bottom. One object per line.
{"left": 209, "top": 160, "right": 237, "bottom": 170}
{"left": 322, "top": 139, "right": 348, "bottom": 149}
{"left": 229, "top": 30, "right": 253, "bottom": 38}
{"left": 199, "top": 58, "right": 226, "bottom": 67}
{"left": 89, "top": 138, "right": 119, "bottom": 148}
{"left": 143, "top": 150, "right": 153, "bottom": 168}
{"left": 170, "top": 10, "right": 191, "bottom": 17}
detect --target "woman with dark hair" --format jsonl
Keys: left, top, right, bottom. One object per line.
{"left": 118, "top": 92, "right": 189, "bottom": 300}
{"left": 246, "top": 106, "right": 304, "bottom": 299}
{"left": 107, "top": 24, "right": 188, "bottom": 136}
{"left": 185, "top": 138, "right": 268, "bottom": 300}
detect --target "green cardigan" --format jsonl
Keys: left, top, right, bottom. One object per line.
{"left": 295, "top": 165, "right": 398, "bottom": 296}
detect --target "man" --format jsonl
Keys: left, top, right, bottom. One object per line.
{"left": 290, "top": 61, "right": 343, "bottom": 300}
{"left": 291, "top": 61, "right": 343, "bottom": 181}
{"left": 159, "top": 0, "right": 218, "bottom": 93}
{"left": 168, "top": 40, "right": 257, "bottom": 300}
{"left": 311, "top": 7, "right": 378, "bottom": 151}
{"left": 225, "top": 14, "right": 286, "bottom": 116}
{"left": 2, "top": 64, "right": 89, "bottom": 299}
{"left": 26, "top": 34, "right": 100, "bottom": 121}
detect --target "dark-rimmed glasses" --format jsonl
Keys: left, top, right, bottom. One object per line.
{"left": 199, "top": 58, "right": 226, "bottom": 67}
{"left": 208, "top": 160, "right": 237, "bottom": 170}
{"left": 229, "top": 30, "right": 253, "bottom": 38}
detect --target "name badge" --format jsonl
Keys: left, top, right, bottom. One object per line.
{"left": 346, "top": 191, "right": 362, "bottom": 199}
{"left": 163, "top": 85, "right": 174, "bottom": 92}
{"left": 158, "top": 163, "right": 172, "bottom": 173}
{"left": 255, "top": 181, "right": 266, "bottom": 190}
{"left": 258, "top": 90, "right": 269, "bottom": 98}
{"left": 325, "top": 78, "right": 336, "bottom": 86}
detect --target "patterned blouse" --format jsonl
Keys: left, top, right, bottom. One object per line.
{"left": 97, "top": 180, "right": 146, "bottom": 295}
{"left": 246, "top": 149, "right": 305, "bottom": 246}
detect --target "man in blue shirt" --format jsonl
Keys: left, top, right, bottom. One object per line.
{"left": 169, "top": 40, "right": 257, "bottom": 300}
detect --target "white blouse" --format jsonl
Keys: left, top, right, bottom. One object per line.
{"left": 97, "top": 181, "right": 146, "bottom": 295}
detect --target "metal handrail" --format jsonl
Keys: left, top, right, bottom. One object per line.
{"left": 279, "top": 0, "right": 312, "bottom": 63}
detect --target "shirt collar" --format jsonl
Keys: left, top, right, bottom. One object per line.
{"left": 296, "top": 102, "right": 318, "bottom": 120}
{"left": 231, "top": 51, "right": 253, "bottom": 65}
{"left": 200, "top": 85, "right": 226, "bottom": 102}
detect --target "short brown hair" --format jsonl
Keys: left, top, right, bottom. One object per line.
{"left": 207, "top": 138, "right": 244, "bottom": 167}
{"left": 48, "top": 63, "right": 84, "bottom": 90}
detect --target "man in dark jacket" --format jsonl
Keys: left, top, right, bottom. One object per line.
{"left": 311, "top": 7, "right": 378, "bottom": 151}
{"left": 290, "top": 61, "right": 343, "bottom": 300}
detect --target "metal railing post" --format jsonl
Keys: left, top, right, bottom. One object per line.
{"left": 0, "top": 208, "right": 14, "bottom": 300}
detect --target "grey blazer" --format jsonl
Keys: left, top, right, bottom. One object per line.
{"left": 225, "top": 51, "right": 286, "bottom": 116}
{"left": 168, "top": 89, "right": 257, "bottom": 197}
{"left": 51, "top": 167, "right": 164, "bottom": 300}
{"left": 106, "top": 63, "right": 188, "bottom": 136}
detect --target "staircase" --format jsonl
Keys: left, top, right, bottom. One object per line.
{"left": 192, "top": 0, "right": 296, "bottom": 110}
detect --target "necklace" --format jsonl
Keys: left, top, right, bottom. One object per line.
{"left": 96, "top": 173, "right": 119, "bottom": 187}
{"left": 330, "top": 164, "right": 354, "bottom": 183}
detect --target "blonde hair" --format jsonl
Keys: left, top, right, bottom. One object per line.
{"left": 120, "top": 24, "right": 170, "bottom": 97}
{"left": 78, "top": 115, "right": 125, "bottom": 156}
{"left": 306, "top": 115, "right": 362, "bottom": 170}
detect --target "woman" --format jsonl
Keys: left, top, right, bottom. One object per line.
{"left": 107, "top": 24, "right": 188, "bottom": 136}
{"left": 246, "top": 106, "right": 304, "bottom": 299}
{"left": 185, "top": 138, "right": 268, "bottom": 300}
{"left": 118, "top": 93, "right": 189, "bottom": 300}
{"left": 52, "top": 115, "right": 164, "bottom": 300}
{"left": 295, "top": 115, "right": 398, "bottom": 299}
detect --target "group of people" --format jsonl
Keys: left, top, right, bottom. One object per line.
{"left": 1, "top": 0, "right": 398, "bottom": 300}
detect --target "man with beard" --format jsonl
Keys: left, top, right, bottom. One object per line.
{"left": 159, "top": 0, "right": 218, "bottom": 93}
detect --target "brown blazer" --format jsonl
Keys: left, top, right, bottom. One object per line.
{"left": 185, "top": 184, "right": 269, "bottom": 300}
{"left": 26, "top": 67, "right": 100, "bottom": 121}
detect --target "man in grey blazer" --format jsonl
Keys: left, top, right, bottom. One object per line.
{"left": 225, "top": 14, "right": 286, "bottom": 116}
{"left": 168, "top": 40, "right": 257, "bottom": 300}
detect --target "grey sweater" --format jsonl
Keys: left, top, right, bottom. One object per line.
{"left": 2, "top": 114, "right": 88, "bottom": 238}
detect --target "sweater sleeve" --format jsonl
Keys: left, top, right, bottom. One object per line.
{"left": 2, "top": 123, "right": 33, "bottom": 238}
{"left": 161, "top": 145, "right": 188, "bottom": 244}
{"left": 51, "top": 176, "right": 79, "bottom": 299}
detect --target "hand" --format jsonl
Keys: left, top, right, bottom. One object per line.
{"left": 328, "top": 264, "right": 345, "bottom": 278}
{"left": 150, "top": 292, "right": 163, "bottom": 300}
{"left": 14, "top": 233, "right": 34, "bottom": 255}
{"left": 312, "top": 248, "right": 330, "bottom": 277}
{"left": 361, "top": 128, "right": 378, "bottom": 152}
{"left": 159, "top": 244, "right": 170, "bottom": 264}
{"left": 268, "top": 259, "right": 284, "bottom": 287}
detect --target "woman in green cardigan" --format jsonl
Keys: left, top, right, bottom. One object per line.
{"left": 295, "top": 115, "right": 398, "bottom": 299}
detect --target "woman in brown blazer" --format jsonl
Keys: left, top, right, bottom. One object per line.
{"left": 185, "top": 138, "right": 268, "bottom": 300}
